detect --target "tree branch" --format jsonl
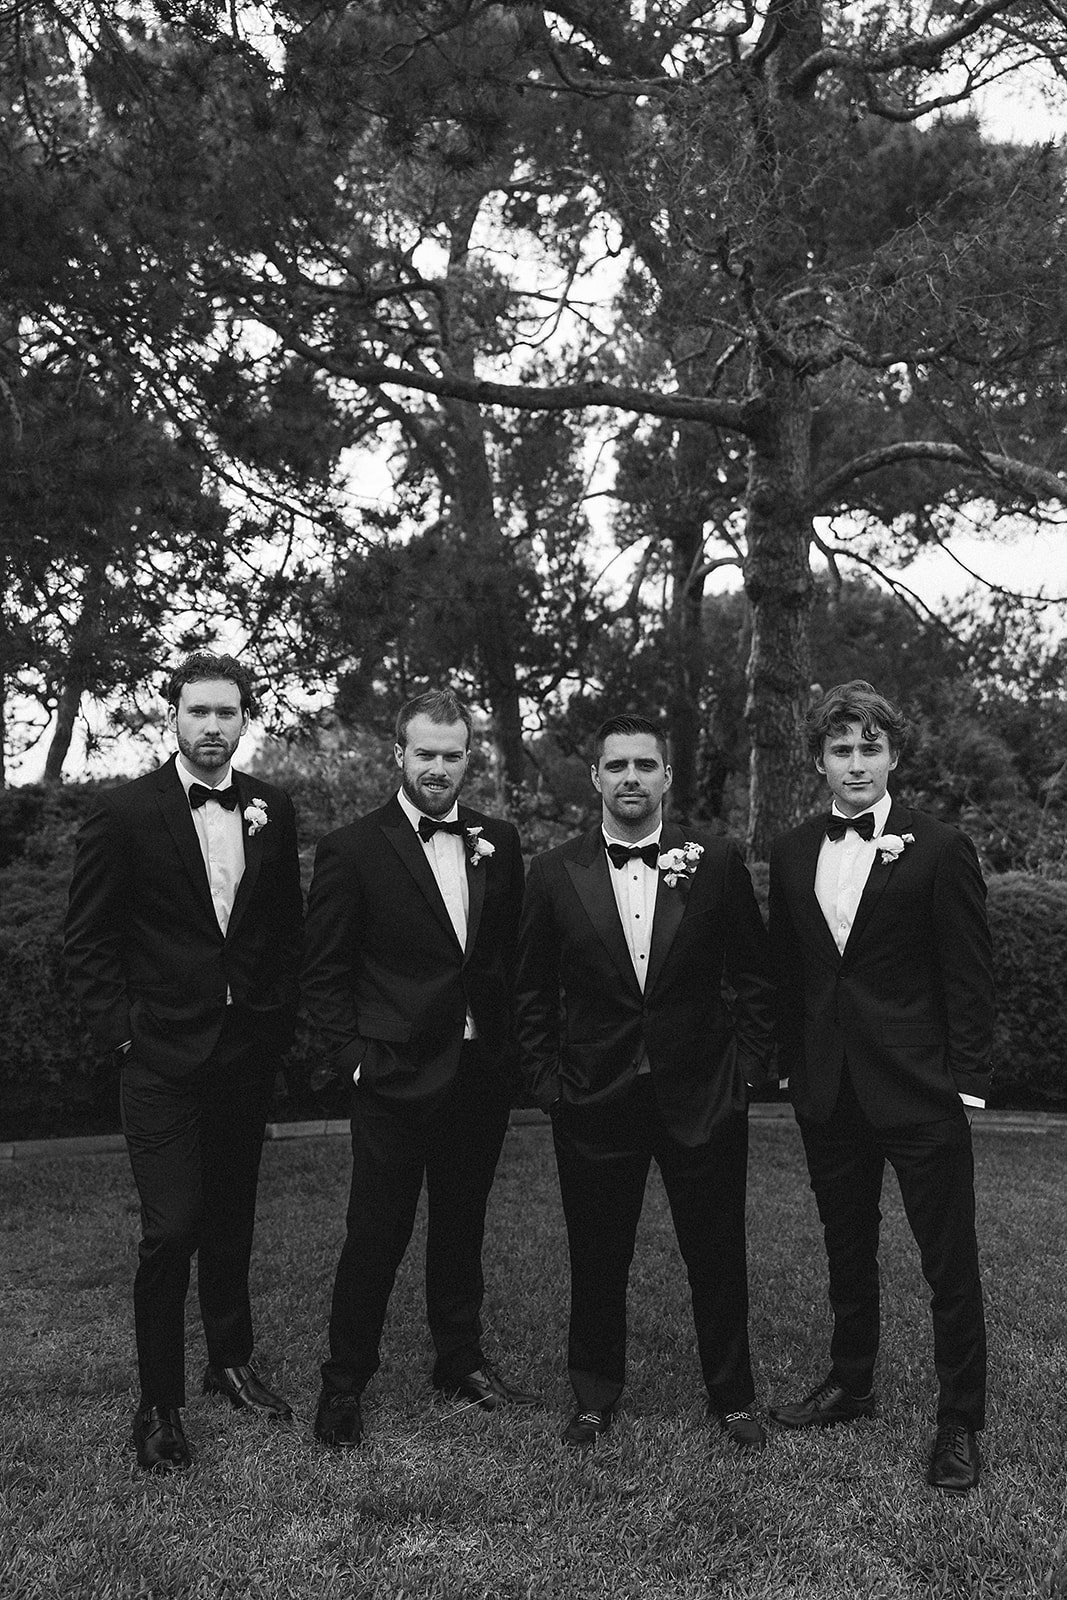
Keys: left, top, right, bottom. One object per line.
{"left": 816, "top": 440, "right": 1067, "bottom": 510}
{"left": 259, "top": 328, "right": 755, "bottom": 431}
{"left": 789, "top": 1, "right": 1018, "bottom": 97}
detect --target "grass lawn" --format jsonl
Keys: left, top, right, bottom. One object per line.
{"left": 2, "top": 1119, "right": 1066, "bottom": 1600}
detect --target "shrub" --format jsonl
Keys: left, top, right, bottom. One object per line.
{"left": 986, "top": 873, "right": 1067, "bottom": 1107}
{"left": 3, "top": 784, "right": 1066, "bottom": 1138}
{"left": 0, "top": 781, "right": 109, "bottom": 868}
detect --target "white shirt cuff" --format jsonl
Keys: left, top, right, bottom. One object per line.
{"left": 959, "top": 1094, "right": 985, "bottom": 1109}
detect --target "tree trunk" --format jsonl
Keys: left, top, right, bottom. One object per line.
{"left": 443, "top": 397, "right": 526, "bottom": 794}
{"left": 665, "top": 509, "right": 706, "bottom": 823}
{"left": 743, "top": 372, "right": 815, "bottom": 860}
{"left": 43, "top": 675, "right": 81, "bottom": 781}
{"left": 42, "top": 566, "right": 107, "bottom": 783}
{"left": 432, "top": 206, "right": 526, "bottom": 799}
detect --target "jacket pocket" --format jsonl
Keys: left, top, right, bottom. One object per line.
{"left": 355, "top": 1007, "right": 412, "bottom": 1043}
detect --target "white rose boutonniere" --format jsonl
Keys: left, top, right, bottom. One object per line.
{"left": 244, "top": 798, "right": 269, "bottom": 836}
{"left": 877, "top": 831, "right": 914, "bottom": 865}
{"left": 465, "top": 825, "right": 495, "bottom": 867}
{"left": 657, "top": 840, "right": 704, "bottom": 888}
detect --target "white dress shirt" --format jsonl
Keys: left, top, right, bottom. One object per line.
{"left": 175, "top": 756, "right": 245, "bottom": 936}
{"left": 814, "top": 792, "right": 892, "bottom": 955}
{"left": 602, "top": 825, "right": 661, "bottom": 994}
{"left": 397, "top": 788, "right": 475, "bottom": 1040}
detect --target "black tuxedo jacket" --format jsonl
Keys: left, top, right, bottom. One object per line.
{"left": 300, "top": 797, "right": 525, "bottom": 1103}
{"left": 768, "top": 802, "right": 995, "bottom": 1127}
{"left": 514, "top": 823, "right": 774, "bottom": 1147}
{"left": 64, "top": 755, "right": 303, "bottom": 1076}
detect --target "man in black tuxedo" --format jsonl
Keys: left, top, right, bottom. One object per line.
{"left": 302, "top": 689, "right": 533, "bottom": 1447}
{"left": 768, "top": 681, "right": 994, "bottom": 1493}
{"left": 515, "top": 714, "right": 774, "bottom": 1450}
{"left": 64, "top": 651, "right": 303, "bottom": 1473}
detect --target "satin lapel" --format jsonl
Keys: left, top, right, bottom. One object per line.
{"left": 226, "top": 771, "right": 265, "bottom": 941}
{"left": 154, "top": 757, "right": 217, "bottom": 925}
{"left": 564, "top": 828, "right": 641, "bottom": 995}
{"left": 379, "top": 804, "right": 462, "bottom": 950}
{"left": 845, "top": 801, "right": 912, "bottom": 955}
{"left": 461, "top": 810, "right": 487, "bottom": 959}
{"left": 645, "top": 822, "right": 686, "bottom": 994}
{"left": 794, "top": 817, "right": 842, "bottom": 965}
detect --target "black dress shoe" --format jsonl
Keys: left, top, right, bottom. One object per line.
{"left": 202, "top": 1363, "right": 293, "bottom": 1422}
{"left": 561, "top": 1408, "right": 613, "bottom": 1449}
{"left": 435, "top": 1363, "right": 539, "bottom": 1411}
{"left": 927, "top": 1422, "right": 981, "bottom": 1492}
{"left": 314, "top": 1390, "right": 365, "bottom": 1448}
{"left": 715, "top": 1406, "right": 767, "bottom": 1450}
{"left": 769, "top": 1373, "right": 875, "bottom": 1429}
{"left": 132, "top": 1405, "right": 192, "bottom": 1474}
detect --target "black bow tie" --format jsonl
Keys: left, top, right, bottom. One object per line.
{"left": 824, "top": 812, "right": 876, "bottom": 842}
{"left": 189, "top": 783, "right": 238, "bottom": 811}
{"left": 606, "top": 841, "right": 660, "bottom": 870}
{"left": 418, "top": 816, "right": 466, "bottom": 842}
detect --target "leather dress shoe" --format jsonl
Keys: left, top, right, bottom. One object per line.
{"left": 202, "top": 1363, "right": 293, "bottom": 1422}
{"left": 561, "top": 1408, "right": 613, "bottom": 1449}
{"left": 927, "top": 1422, "right": 981, "bottom": 1492}
{"left": 715, "top": 1406, "right": 767, "bottom": 1450}
{"left": 132, "top": 1405, "right": 192, "bottom": 1474}
{"left": 435, "top": 1363, "right": 539, "bottom": 1411}
{"left": 770, "top": 1373, "right": 875, "bottom": 1429}
{"left": 314, "top": 1389, "right": 365, "bottom": 1448}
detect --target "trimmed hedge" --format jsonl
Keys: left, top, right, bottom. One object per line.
{"left": 986, "top": 873, "right": 1067, "bottom": 1106}
{"left": 1, "top": 787, "right": 1065, "bottom": 1138}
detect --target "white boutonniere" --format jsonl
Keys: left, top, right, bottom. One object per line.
{"left": 877, "top": 831, "right": 914, "bottom": 865}
{"left": 657, "top": 840, "right": 704, "bottom": 888}
{"left": 465, "top": 825, "right": 495, "bottom": 867}
{"left": 244, "top": 798, "right": 269, "bottom": 836}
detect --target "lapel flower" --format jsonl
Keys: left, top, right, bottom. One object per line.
{"left": 657, "top": 840, "right": 704, "bottom": 888}
{"left": 465, "top": 825, "right": 495, "bottom": 867}
{"left": 244, "top": 798, "right": 269, "bottom": 836}
{"left": 877, "top": 830, "right": 914, "bottom": 865}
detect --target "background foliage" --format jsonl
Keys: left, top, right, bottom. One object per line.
{"left": 2, "top": 756, "right": 1065, "bottom": 1141}
{"left": 3, "top": 0, "right": 1066, "bottom": 855}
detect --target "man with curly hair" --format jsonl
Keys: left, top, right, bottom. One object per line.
{"left": 768, "top": 680, "right": 994, "bottom": 1493}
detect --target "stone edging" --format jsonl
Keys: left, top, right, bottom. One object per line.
{"left": 3, "top": 1102, "right": 1066, "bottom": 1161}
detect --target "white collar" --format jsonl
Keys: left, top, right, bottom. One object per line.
{"left": 175, "top": 755, "right": 234, "bottom": 793}
{"left": 602, "top": 823, "right": 663, "bottom": 850}
{"left": 829, "top": 791, "right": 893, "bottom": 836}
{"left": 397, "top": 787, "right": 461, "bottom": 834}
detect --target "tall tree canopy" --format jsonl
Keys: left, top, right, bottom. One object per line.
{"left": 3, "top": 1, "right": 1066, "bottom": 846}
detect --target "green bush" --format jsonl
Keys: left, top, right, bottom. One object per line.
{"left": 986, "top": 873, "right": 1067, "bottom": 1107}
{"left": 3, "top": 783, "right": 1066, "bottom": 1138}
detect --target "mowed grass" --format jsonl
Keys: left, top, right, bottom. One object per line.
{"left": 2, "top": 1119, "right": 1066, "bottom": 1600}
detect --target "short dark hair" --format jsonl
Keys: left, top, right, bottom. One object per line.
{"left": 395, "top": 689, "right": 473, "bottom": 750}
{"left": 592, "top": 714, "right": 670, "bottom": 766}
{"left": 805, "top": 680, "right": 909, "bottom": 762}
{"left": 166, "top": 651, "right": 257, "bottom": 717}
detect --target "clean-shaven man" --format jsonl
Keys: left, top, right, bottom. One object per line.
{"left": 64, "top": 651, "right": 303, "bottom": 1473}
{"left": 515, "top": 714, "right": 774, "bottom": 1450}
{"left": 302, "top": 689, "right": 534, "bottom": 1447}
{"left": 768, "top": 680, "right": 994, "bottom": 1493}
